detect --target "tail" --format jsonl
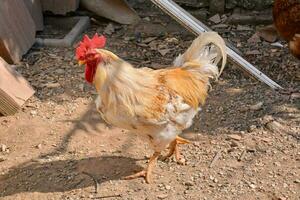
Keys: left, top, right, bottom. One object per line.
{"left": 173, "top": 32, "right": 227, "bottom": 80}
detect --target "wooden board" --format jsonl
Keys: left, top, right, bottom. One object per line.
{"left": 40, "top": 0, "right": 80, "bottom": 15}
{"left": 24, "top": 0, "right": 44, "bottom": 31}
{"left": 0, "top": 0, "right": 36, "bottom": 64}
{"left": 0, "top": 57, "right": 35, "bottom": 116}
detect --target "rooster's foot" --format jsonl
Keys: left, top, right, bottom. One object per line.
{"left": 123, "top": 152, "right": 160, "bottom": 184}
{"left": 162, "top": 136, "right": 190, "bottom": 165}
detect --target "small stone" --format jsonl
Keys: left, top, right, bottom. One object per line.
{"left": 209, "top": 14, "right": 221, "bottom": 24}
{"left": 294, "top": 179, "right": 300, "bottom": 184}
{"left": 1, "top": 144, "right": 7, "bottom": 152}
{"left": 249, "top": 125, "right": 256, "bottom": 132}
{"left": 36, "top": 144, "right": 42, "bottom": 149}
{"left": 30, "top": 110, "right": 37, "bottom": 116}
{"left": 237, "top": 25, "right": 253, "bottom": 31}
{"left": 45, "top": 83, "right": 60, "bottom": 88}
{"left": 249, "top": 102, "right": 263, "bottom": 111}
{"left": 184, "top": 181, "right": 194, "bottom": 186}
{"left": 256, "top": 24, "right": 278, "bottom": 43}
{"left": 228, "top": 134, "right": 242, "bottom": 141}
{"left": 78, "top": 84, "right": 84, "bottom": 92}
{"left": 261, "top": 137, "right": 271, "bottom": 143}
{"left": 249, "top": 184, "right": 257, "bottom": 189}
{"left": 0, "top": 157, "right": 6, "bottom": 162}
{"left": 157, "top": 194, "right": 168, "bottom": 199}
{"left": 245, "top": 50, "right": 261, "bottom": 55}
{"left": 230, "top": 141, "right": 240, "bottom": 147}
{"left": 274, "top": 162, "right": 281, "bottom": 167}
{"left": 248, "top": 33, "right": 261, "bottom": 43}
{"left": 104, "top": 23, "right": 115, "bottom": 35}
{"left": 165, "top": 185, "right": 171, "bottom": 190}
{"left": 158, "top": 49, "right": 170, "bottom": 56}
{"left": 55, "top": 69, "right": 65, "bottom": 74}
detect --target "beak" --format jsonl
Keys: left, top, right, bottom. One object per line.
{"left": 78, "top": 60, "right": 86, "bottom": 66}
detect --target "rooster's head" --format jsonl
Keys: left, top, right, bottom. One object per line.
{"left": 75, "top": 34, "right": 106, "bottom": 83}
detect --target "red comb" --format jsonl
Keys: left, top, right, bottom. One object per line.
{"left": 75, "top": 34, "right": 106, "bottom": 61}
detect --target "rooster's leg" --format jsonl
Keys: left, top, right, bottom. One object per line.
{"left": 124, "top": 152, "right": 160, "bottom": 184}
{"left": 163, "top": 136, "right": 190, "bottom": 165}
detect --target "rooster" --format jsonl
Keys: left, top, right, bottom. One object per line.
{"left": 273, "top": 0, "right": 300, "bottom": 59}
{"left": 75, "top": 32, "right": 227, "bottom": 183}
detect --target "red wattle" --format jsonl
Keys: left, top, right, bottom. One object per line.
{"left": 85, "top": 65, "right": 96, "bottom": 83}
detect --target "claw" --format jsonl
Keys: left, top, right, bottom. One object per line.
{"left": 163, "top": 136, "right": 189, "bottom": 165}
{"left": 123, "top": 152, "right": 160, "bottom": 184}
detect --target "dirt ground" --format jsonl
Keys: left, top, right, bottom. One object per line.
{"left": 0, "top": 3, "right": 299, "bottom": 200}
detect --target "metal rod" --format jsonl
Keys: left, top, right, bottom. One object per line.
{"left": 150, "top": 0, "right": 283, "bottom": 90}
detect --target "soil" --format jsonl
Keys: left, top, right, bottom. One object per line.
{"left": 0, "top": 4, "right": 299, "bottom": 200}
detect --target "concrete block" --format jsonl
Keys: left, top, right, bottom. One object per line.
{"left": 36, "top": 16, "right": 90, "bottom": 47}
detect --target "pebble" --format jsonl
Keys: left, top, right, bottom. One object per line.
{"left": 157, "top": 194, "right": 168, "bottom": 199}
{"left": 55, "top": 69, "right": 65, "bottom": 74}
{"left": 30, "top": 110, "right": 37, "bottom": 116}
{"left": 1, "top": 144, "right": 7, "bottom": 152}
{"left": 0, "top": 157, "right": 6, "bottom": 162}
{"left": 228, "top": 134, "right": 242, "bottom": 141}
{"left": 184, "top": 181, "right": 194, "bottom": 186}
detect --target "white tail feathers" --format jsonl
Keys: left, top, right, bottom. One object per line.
{"left": 173, "top": 32, "right": 227, "bottom": 80}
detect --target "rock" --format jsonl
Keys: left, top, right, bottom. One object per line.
{"left": 1, "top": 144, "right": 7, "bottom": 152}
{"left": 55, "top": 68, "right": 65, "bottom": 74}
{"left": 228, "top": 134, "right": 242, "bottom": 141}
{"left": 78, "top": 84, "right": 84, "bottom": 92}
{"left": 249, "top": 183, "right": 257, "bottom": 189}
{"left": 157, "top": 194, "right": 168, "bottom": 199}
{"left": 0, "top": 157, "right": 6, "bottom": 162}
{"left": 104, "top": 23, "right": 115, "bottom": 35}
{"left": 249, "top": 125, "right": 257, "bottom": 132}
{"left": 184, "top": 181, "right": 194, "bottom": 186}
{"left": 36, "top": 144, "right": 42, "bottom": 149}
{"left": 158, "top": 49, "right": 171, "bottom": 56}
{"left": 245, "top": 50, "right": 261, "bottom": 55}
{"left": 236, "top": 25, "right": 253, "bottom": 31}
{"left": 45, "top": 83, "right": 60, "bottom": 88}
{"left": 257, "top": 24, "right": 278, "bottom": 43}
{"left": 209, "top": 14, "right": 221, "bottom": 24}
{"left": 230, "top": 140, "right": 240, "bottom": 147}
{"left": 294, "top": 179, "right": 300, "bottom": 184}
{"left": 266, "top": 121, "right": 285, "bottom": 133}
{"left": 247, "top": 33, "right": 261, "bottom": 43}
{"left": 30, "top": 110, "right": 37, "bottom": 116}
{"left": 81, "top": 0, "right": 140, "bottom": 25}
{"left": 165, "top": 185, "right": 171, "bottom": 190}
{"left": 142, "top": 37, "right": 157, "bottom": 44}
{"left": 249, "top": 102, "right": 263, "bottom": 111}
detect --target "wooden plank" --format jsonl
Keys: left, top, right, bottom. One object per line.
{"left": 0, "top": 0, "right": 36, "bottom": 64}
{"left": 0, "top": 57, "right": 35, "bottom": 116}
{"left": 24, "top": 0, "right": 44, "bottom": 31}
{"left": 40, "top": 0, "right": 80, "bottom": 15}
